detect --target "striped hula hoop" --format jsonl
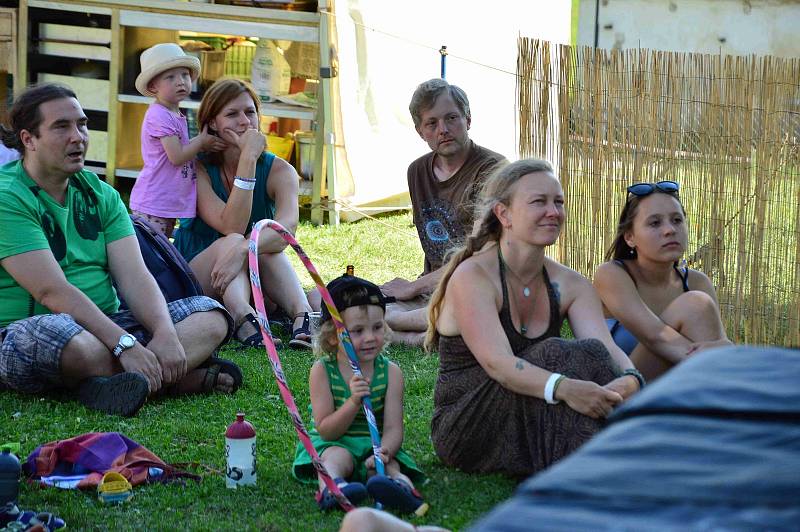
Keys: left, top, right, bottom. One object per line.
{"left": 248, "top": 219, "right": 386, "bottom": 512}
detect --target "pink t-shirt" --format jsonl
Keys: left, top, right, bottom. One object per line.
{"left": 129, "top": 103, "right": 196, "bottom": 218}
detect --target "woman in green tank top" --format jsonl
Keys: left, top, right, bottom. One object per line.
{"left": 292, "top": 275, "right": 426, "bottom": 514}
{"left": 172, "top": 79, "right": 314, "bottom": 350}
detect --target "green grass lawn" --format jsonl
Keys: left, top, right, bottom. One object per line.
{"left": 1, "top": 212, "right": 516, "bottom": 531}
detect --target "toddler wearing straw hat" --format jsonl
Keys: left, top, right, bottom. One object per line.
{"left": 292, "top": 274, "right": 427, "bottom": 514}
{"left": 129, "top": 43, "right": 226, "bottom": 238}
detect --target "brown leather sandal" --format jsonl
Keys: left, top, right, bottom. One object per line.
{"left": 199, "top": 356, "right": 243, "bottom": 394}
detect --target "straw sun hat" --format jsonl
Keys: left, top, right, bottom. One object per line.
{"left": 135, "top": 43, "right": 201, "bottom": 98}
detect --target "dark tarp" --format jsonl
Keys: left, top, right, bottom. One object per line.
{"left": 470, "top": 345, "right": 800, "bottom": 531}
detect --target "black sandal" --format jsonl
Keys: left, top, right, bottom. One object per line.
{"left": 288, "top": 312, "right": 313, "bottom": 349}
{"left": 233, "top": 313, "right": 281, "bottom": 350}
{"left": 267, "top": 307, "right": 294, "bottom": 334}
{"left": 199, "top": 357, "right": 243, "bottom": 394}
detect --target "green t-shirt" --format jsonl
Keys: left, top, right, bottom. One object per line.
{"left": 0, "top": 160, "right": 134, "bottom": 327}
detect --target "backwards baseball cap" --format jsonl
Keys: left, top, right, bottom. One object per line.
{"left": 321, "top": 274, "right": 395, "bottom": 323}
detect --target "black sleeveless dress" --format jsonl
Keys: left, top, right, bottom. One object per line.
{"left": 431, "top": 256, "right": 621, "bottom": 478}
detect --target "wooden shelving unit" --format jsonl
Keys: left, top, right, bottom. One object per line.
{"left": 18, "top": 0, "right": 336, "bottom": 223}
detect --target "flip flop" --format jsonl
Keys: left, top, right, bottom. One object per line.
{"left": 77, "top": 372, "right": 149, "bottom": 417}
{"left": 97, "top": 472, "right": 133, "bottom": 505}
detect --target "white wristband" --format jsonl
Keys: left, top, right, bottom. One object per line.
{"left": 233, "top": 177, "right": 256, "bottom": 191}
{"left": 544, "top": 372, "right": 562, "bottom": 405}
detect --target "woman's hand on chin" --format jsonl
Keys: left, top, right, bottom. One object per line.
{"left": 220, "top": 127, "right": 266, "bottom": 158}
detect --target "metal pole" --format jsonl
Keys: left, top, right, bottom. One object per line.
{"left": 593, "top": 0, "right": 600, "bottom": 47}
{"left": 439, "top": 45, "right": 447, "bottom": 79}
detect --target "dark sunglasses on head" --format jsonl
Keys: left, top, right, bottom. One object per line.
{"left": 627, "top": 180, "right": 680, "bottom": 197}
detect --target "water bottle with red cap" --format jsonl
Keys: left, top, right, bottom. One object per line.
{"left": 225, "top": 413, "right": 257, "bottom": 488}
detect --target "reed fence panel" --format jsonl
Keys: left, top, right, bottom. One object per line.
{"left": 517, "top": 39, "right": 800, "bottom": 346}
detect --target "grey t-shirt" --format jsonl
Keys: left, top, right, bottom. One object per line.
{"left": 407, "top": 141, "right": 506, "bottom": 274}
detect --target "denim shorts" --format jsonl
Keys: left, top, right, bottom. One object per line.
{"left": 0, "top": 296, "right": 232, "bottom": 394}
{"left": 606, "top": 318, "right": 639, "bottom": 356}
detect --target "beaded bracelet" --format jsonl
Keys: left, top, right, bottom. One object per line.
{"left": 622, "top": 368, "right": 646, "bottom": 390}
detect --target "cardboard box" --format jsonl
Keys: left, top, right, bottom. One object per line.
{"left": 38, "top": 23, "right": 111, "bottom": 45}
{"left": 284, "top": 42, "right": 319, "bottom": 79}
{"left": 200, "top": 50, "right": 226, "bottom": 88}
{"left": 37, "top": 73, "right": 109, "bottom": 112}
{"left": 0, "top": 9, "right": 16, "bottom": 76}
{"left": 87, "top": 130, "right": 108, "bottom": 163}
{"left": 0, "top": 10, "right": 12, "bottom": 37}
{"left": 39, "top": 42, "right": 111, "bottom": 61}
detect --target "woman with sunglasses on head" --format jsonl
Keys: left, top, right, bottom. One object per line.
{"left": 426, "top": 159, "right": 643, "bottom": 479}
{"left": 594, "top": 181, "right": 730, "bottom": 382}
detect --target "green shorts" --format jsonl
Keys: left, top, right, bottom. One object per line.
{"left": 291, "top": 433, "right": 425, "bottom": 485}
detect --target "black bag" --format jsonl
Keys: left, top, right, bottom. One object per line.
{"left": 117, "top": 215, "right": 203, "bottom": 310}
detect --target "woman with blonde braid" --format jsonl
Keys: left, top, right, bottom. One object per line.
{"left": 427, "top": 159, "right": 643, "bottom": 478}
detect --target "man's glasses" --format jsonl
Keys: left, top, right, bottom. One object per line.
{"left": 627, "top": 180, "right": 680, "bottom": 197}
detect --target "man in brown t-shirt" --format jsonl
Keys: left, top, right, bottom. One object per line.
{"left": 382, "top": 79, "right": 506, "bottom": 345}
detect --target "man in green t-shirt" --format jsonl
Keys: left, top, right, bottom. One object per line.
{"left": 0, "top": 84, "right": 240, "bottom": 416}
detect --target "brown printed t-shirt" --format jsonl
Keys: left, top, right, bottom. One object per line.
{"left": 407, "top": 141, "right": 506, "bottom": 274}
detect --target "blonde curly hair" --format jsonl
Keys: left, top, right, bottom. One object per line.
{"left": 313, "top": 306, "right": 394, "bottom": 360}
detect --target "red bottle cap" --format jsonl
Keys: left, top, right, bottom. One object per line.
{"left": 225, "top": 413, "right": 256, "bottom": 439}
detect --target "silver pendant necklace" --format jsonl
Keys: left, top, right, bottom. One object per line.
{"left": 518, "top": 286, "right": 533, "bottom": 334}
{"left": 498, "top": 248, "right": 541, "bottom": 299}
{"left": 498, "top": 247, "right": 542, "bottom": 334}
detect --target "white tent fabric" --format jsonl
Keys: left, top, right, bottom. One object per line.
{"left": 330, "top": 1, "right": 572, "bottom": 221}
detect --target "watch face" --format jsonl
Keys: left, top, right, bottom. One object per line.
{"left": 121, "top": 334, "right": 136, "bottom": 348}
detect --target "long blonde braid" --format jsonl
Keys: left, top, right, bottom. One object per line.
{"left": 423, "top": 158, "right": 556, "bottom": 352}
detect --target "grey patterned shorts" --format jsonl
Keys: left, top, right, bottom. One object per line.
{"left": 0, "top": 296, "right": 232, "bottom": 394}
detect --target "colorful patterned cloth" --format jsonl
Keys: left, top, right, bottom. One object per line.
{"left": 22, "top": 432, "right": 198, "bottom": 489}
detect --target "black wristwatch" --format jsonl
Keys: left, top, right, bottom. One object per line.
{"left": 112, "top": 333, "right": 137, "bottom": 358}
